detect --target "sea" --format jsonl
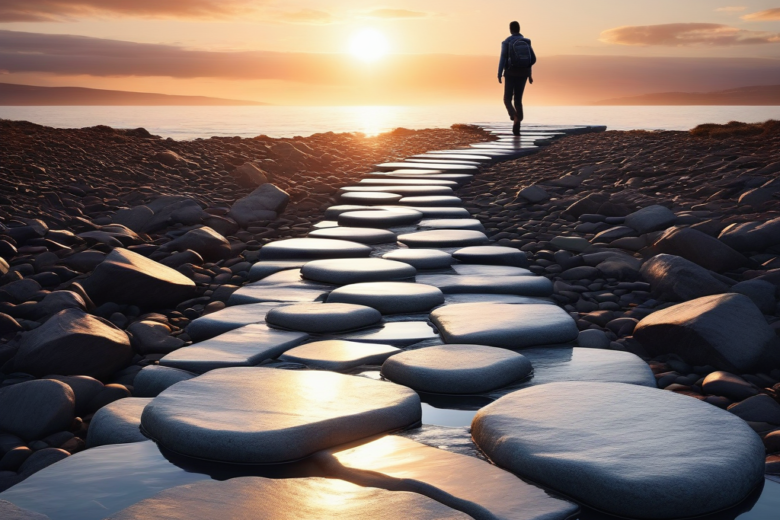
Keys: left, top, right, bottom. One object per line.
{"left": 2, "top": 105, "right": 780, "bottom": 140}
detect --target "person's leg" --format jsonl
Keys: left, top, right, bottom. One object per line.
{"left": 503, "top": 77, "right": 517, "bottom": 120}
{"left": 514, "top": 76, "right": 528, "bottom": 123}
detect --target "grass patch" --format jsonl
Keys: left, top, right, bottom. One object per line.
{"left": 690, "top": 119, "right": 780, "bottom": 138}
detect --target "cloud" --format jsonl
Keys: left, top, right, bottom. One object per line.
{"left": 600, "top": 23, "right": 780, "bottom": 46}
{"left": 362, "top": 9, "right": 428, "bottom": 19}
{"left": 716, "top": 6, "right": 747, "bottom": 12}
{"left": 742, "top": 8, "right": 780, "bottom": 20}
{"left": 272, "top": 9, "right": 335, "bottom": 25}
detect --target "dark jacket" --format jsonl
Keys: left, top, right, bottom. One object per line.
{"left": 498, "top": 33, "right": 536, "bottom": 78}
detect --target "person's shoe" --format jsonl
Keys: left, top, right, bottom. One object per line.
{"left": 512, "top": 119, "right": 520, "bottom": 136}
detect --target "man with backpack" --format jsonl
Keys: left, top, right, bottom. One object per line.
{"left": 498, "top": 21, "right": 537, "bottom": 135}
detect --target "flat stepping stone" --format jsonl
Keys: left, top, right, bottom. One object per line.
{"left": 444, "top": 293, "right": 553, "bottom": 305}
{"left": 302, "top": 258, "right": 416, "bottom": 285}
{"left": 340, "top": 192, "right": 403, "bottom": 205}
{"left": 259, "top": 238, "right": 371, "bottom": 261}
{"left": 398, "top": 230, "right": 489, "bottom": 248}
{"left": 327, "top": 282, "right": 444, "bottom": 314}
{"left": 453, "top": 246, "right": 528, "bottom": 267}
{"left": 392, "top": 206, "right": 472, "bottom": 219}
{"left": 107, "top": 477, "right": 468, "bottom": 520}
{"left": 407, "top": 158, "right": 482, "bottom": 167}
{"left": 324, "top": 205, "right": 372, "bottom": 219}
{"left": 368, "top": 168, "right": 444, "bottom": 175}
{"left": 317, "top": 436, "right": 579, "bottom": 520}
{"left": 417, "top": 274, "right": 552, "bottom": 296}
{"left": 0, "top": 441, "right": 209, "bottom": 520}
{"left": 399, "top": 196, "right": 463, "bottom": 207}
{"left": 228, "top": 283, "right": 328, "bottom": 305}
{"left": 279, "top": 340, "right": 400, "bottom": 371}
{"left": 382, "top": 345, "right": 532, "bottom": 394}
{"left": 312, "top": 220, "right": 338, "bottom": 228}
{"left": 415, "top": 153, "right": 493, "bottom": 162}
{"left": 376, "top": 162, "right": 478, "bottom": 173}
{"left": 382, "top": 249, "right": 453, "bottom": 269}
{"left": 247, "top": 260, "right": 305, "bottom": 282}
{"left": 185, "top": 302, "right": 285, "bottom": 341}
{"left": 141, "top": 367, "right": 421, "bottom": 463}
{"left": 338, "top": 209, "right": 423, "bottom": 228}
{"left": 359, "top": 178, "right": 458, "bottom": 187}
{"left": 337, "top": 321, "right": 438, "bottom": 346}
{"left": 450, "top": 264, "right": 532, "bottom": 276}
{"left": 266, "top": 302, "right": 381, "bottom": 333}
{"left": 342, "top": 186, "right": 454, "bottom": 197}
{"left": 419, "top": 219, "right": 485, "bottom": 231}
{"left": 430, "top": 303, "right": 578, "bottom": 348}
{"left": 86, "top": 398, "right": 151, "bottom": 448}
{"left": 161, "top": 324, "right": 308, "bottom": 373}
{"left": 309, "top": 226, "right": 396, "bottom": 244}
{"left": 375, "top": 173, "right": 475, "bottom": 184}
{"left": 133, "top": 366, "right": 197, "bottom": 398}
{"left": 514, "top": 347, "right": 656, "bottom": 389}
{"left": 472, "top": 382, "right": 766, "bottom": 519}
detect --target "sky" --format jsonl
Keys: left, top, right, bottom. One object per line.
{"left": 1, "top": 0, "right": 780, "bottom": 105}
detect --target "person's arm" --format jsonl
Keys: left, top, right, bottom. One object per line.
{"left": 528, "top": 40, "right": 536, "bottom": 84}
{"left": 498, "top": 42, "right": 506, "bottom": 83}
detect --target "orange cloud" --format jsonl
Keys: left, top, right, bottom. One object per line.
{"left": 600, "top": 23, "right": 780, "bottom": 46}
{"left": 715, "top": 6, "right": 747, "bottom": 12}
{"left": 273, "top": 9, "right": 335, "bottom": 25}
{"left": 363, "top": 9, "right": 429, "bottom": 19}
{"left": 742, "top": 8, "right": 780, "bottom": 20}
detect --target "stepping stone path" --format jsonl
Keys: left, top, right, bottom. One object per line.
{"left": 19, "top": 124, "right": 761, "bottom": 519}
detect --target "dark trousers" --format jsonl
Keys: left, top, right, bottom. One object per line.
{"left": 504, "top": 75, "right": 529, "bottom": 121}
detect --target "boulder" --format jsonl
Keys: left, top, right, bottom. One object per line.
{"left": 728, "top": 394, "right": 780, "bottom": 424}
{"left": 624, "top": 205, "right": 676, "bottom": 234}
{"left": 112, "top": 206, "right": 154, "bottom": 233}
{"left": 126, "top": 320, "right": 185, "bottom": 355}
{"left": 718, "top": 217, "right": 780, "bottom": 252}
{"left": 639, "top": 254, "right": 730, "bottom": 301}
{"left": 86, "top": 398, "right": 151, "bottom": 448}
{"left": 701, "top": 372, "right": 758, "bottom": 401}
{"left": 81, "top": 248, "right": 196, "bottom": 309}
{"left": 231, "top": 162, "right": 269, "bottom": 188}
{"left": 634, "top": 293, "right": 779, "bottom": 372}
{"left": 515, "top": 185, "right": 550, "bottom": 203}
{"left": 729, "top": 279, "right": 777, "bottom": 314}
{"left": 653, "top": 227, "right": 747, "bottom": 272}
{"left": 228, "top": 184, "right": 289, "bottom": 226}
{"left": 45, "top": 375, "right": 104, "bottom": 416}
{"left": 160, "top": 227, "right": 231, "bottom": 262}
{"left": 14, "top": 309, "right": 133, "bottom": 381}
{"left": 0, "top": 380, "right": 74, "bottom": 440}
{"left": 142, "top": 198, "right": 205, "bottom": 233}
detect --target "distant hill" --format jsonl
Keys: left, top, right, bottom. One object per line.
{"left": 0, "top": 83, "right": 267, "bottom": 106}
{"left": 594, "top": 85, "right": 780, "bottom": 106}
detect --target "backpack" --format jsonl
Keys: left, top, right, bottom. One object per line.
{"left": 508, "top": 38, "right": 535, "bottom": 70}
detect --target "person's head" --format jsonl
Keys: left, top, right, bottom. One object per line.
{"left": 509, "top": 21, "right": 520, "bottom": 34}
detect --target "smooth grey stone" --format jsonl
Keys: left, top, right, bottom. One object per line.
{"left": 141, "top": 367, "right": 421, "bottom": 463}
{"left": 416, "top": 153, "right": 493, "bottom": 161}
{"left": 452, "top": 246, "right": 528, "bottom": 267}
{"left": 592, "top": 226, "right": 636, "bottom": 243}
{"left": 161, "top": 324, "right": 308, "bottom": 373}
{"left": 640, "top": 254, "right": 729, "bottom": 301}
{"left": 376, "top": 162, "right": 478, "bottom": 173}
{"left": 549, "top": 236, "right": 590, "bottom": 253}
{"left": 132, "top": 366, "right": 196, "bottom": 398}
{"left": 227, "top": 184, "right": 288, "bottom": 226}
{"left": 416, "top": 274, "right": 552, "bottom": 296}
{"left": 369, "top": 172, "right": 474, "bottom": 184}
{"left": 16, "top": 448, "right": 69, "bottom": 481}
{"left": 324, "top": 205, "right": 373, "bottom": 219}
{"left": 472, "top": 382, "right": 766, "bottom": 518}
{"left": 301, "top": 258, "right": 416, "bottom": 285}
{"left": 125, "top": 320, "right": 184, "bottom": 355}
{"left": 392, "top": 207, "right": 471, "bottom": 219}
{"left": 513, "top": 347, "right": 656, "bottom": 389}
{"left": 316, "top": 436, "right": 579, "bottom": 520}
{"left": 81, "top": 248, "right": 196, "bottom": 308}
{"left": 0, "top": 500, "right": 49, "bottom": 520}
{"left": 159, "top": 226, "right": 230, "bottom": 262}
{"left": 431, "top": 303, "right": 578, "bottom": 348}
{"left": 516, "top": 185, "right": 550, "bottom": 203}
{"left": 342, "top": 186, "right": 454, "bottom": 197}
{"left": 0, "top": 442, "right": 209, "bottom": 520}
{"left": 258, "top": 238, "right": 372, "bottom": 261}
{"left": 398, "top": 230, "right": 489, "bottom": 248}
{"left": 0, "top": 380, "right": 74, "bottom": 441}
{"left": 45, "top": 375, "right": 103, "bottom": 416}
{"left": 313, "top": 220, "right": 339, "bottom": 229}
{"left": 185, "top": 303, "right": 286, "bottom": 341}
{"left": 340, "top": 192, "right": 403, "bottom": 205}
{"left": 309, "top": 227, "right": 396, "bottom": 244}
{"left": 406, "top": 159, "right": 482, "bottom": 167}
{"left": 624, "top": 205, "right": 677, "bottom": 234}
{"left": 327, "top": 282, "right": 444, "bottom": 314}
{"left": 86, "top": 398, "right": 151, "bottom": 448}
{"left": 247, "top": 261, "right": 305, "bottom": 282}
{"left": 577, "top": 329, "right": 611, "bottom": 349}
{"left": 702, "top": 371, "right": 759, "bottom": 401}
{"left": 337, "top": 321, "right": 439, "bottom": 346}
{"left": 266, "top": 303, "right": 381, "bottom": 333}
{"left": 634, "top": 293, "right": 778, "bottom": 372}
{"left": 443, "top": 294, "right": 553, "bottom": 305}
{"left": 418, "top": 219, "right": 485, "bottom": 231}
{"left": 107, "top": 477, "right": 468, "bottom": 520}
{"left": 382, "top": 249, "right": 453, "bottom": 270}
{"left": 450, "top": 264, "right": 533, "bottom": 276}
{"left": 248, "top": 268, "right": 308, "bottom": 285}
{"left": 279, "top": 340, "right": 400, "bottom": 371}
{"left": 359, "top": 178, "right": 458, "bottom": 187}
{"left": 727, "top": 394, "right": 780, "bottom": 424}
{"left": 339, "top": 210, "right": 423, "bottom": 228}
{"left": 228, "top": 284, "right": 328, "bottom": 305}
{"left": 653, "top": 227, "right": 747, "bottom": 273}
{"left": 398, "top": 196, "right": 463, "bottom": 207}
{"left": 729, "top": 279, "right": 777, "bottom": 314}
{"left": 719, "top": 217, "right": 780, "bottom": 252}
{"left": 382, "top": 345, "right": 532, "bottom": 394}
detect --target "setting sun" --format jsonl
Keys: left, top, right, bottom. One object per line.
{"left": 349, "top": 29, "right": 389, "bottom": 63}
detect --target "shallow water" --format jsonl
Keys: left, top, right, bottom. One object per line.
{"left": 2, "top": 105, "right": 780, "bottom": 139}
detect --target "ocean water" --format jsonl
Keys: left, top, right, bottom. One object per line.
{"left": 2, "top": 105, "right": 780, "bottom": 140}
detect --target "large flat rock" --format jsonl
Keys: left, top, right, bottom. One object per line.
{"left": 382, "top": 345, "right": 532, "bottom": 394}
{"left": 452, "top": 246, "right": 528, "bottom": 267}
{"left": 185, "top": 302, "right": 284, "bottom": 341}
{"left": 327, "top": 282, "right": 444, "bottom": 314}
{"left": 382, "top": 249, "right": 453, "bottom": 269}
{"left": 398, "top": 230, "right": 489, "bottom": 248}
{"left": 309, "top": 227, "right": 397, "bottom": 244}
{"left": 472, "top": 382, "right": 766, "bottom": 519}
{"left": 418, "top": 219, "right": 485, "bottom": 231}
{"left": 86, "top": 398, "right": 151, "bottom": 448}
{"left": 342, "top": 185, "right": 454, "bottom": 197}
{"left": 417, "top": 274, "right": 552, "bottom": 296}
{"left": 316, "top": 436, "right": 579, "bottom": 520}
{"left": 337, "top": 321, "right": 439, "bottom": 346}
{"left": 107, "top": 477, "right": 469, "bottom": 520}
{"left": 640, "top": 254, "right": 729, "bottom": 301}
{"left": 301, "top": 258, "right": 416, "bottom": 285}
{"left": 339, "top": 209, "right": 423, "bottom": 228}
{"left": 227, "top": 283, "right": 329, "bottom": 305}
{"left": 161, "top": 324, "right": 308, "bottom": 373}
{"left": 258, "top": 238, "right": 372, "bottom": 261}
{"left": 279, "top": 340, "right": 400, "bottom": 371}
{"left": 341, "top": 192, "right": 403, "bottom": 205}
{"left": 266, "top": 303, "right": 382, "bottom": 333}
{"left": 430, "top": 303, "right": 578, "bottom": 348}
{"left": 141, "top": 367, "right": 421, "bottom": 463}
{"left": 376, "top": 162, "right": 479, "bottom": 173}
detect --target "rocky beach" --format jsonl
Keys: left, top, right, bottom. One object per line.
{"left": 0, "top": 118, "right": 779, "bottom": 519}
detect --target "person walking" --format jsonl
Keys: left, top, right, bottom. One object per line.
{"left": 498, "top": 21, "right": 536, "bottom": 136}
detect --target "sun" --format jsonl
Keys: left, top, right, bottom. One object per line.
{"left": 349, "top": 29, "right": 389, "bottom": 63}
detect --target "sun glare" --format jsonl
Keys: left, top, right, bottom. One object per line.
{"left": 349, "top": 29, "right": 389, "bottom": 63}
